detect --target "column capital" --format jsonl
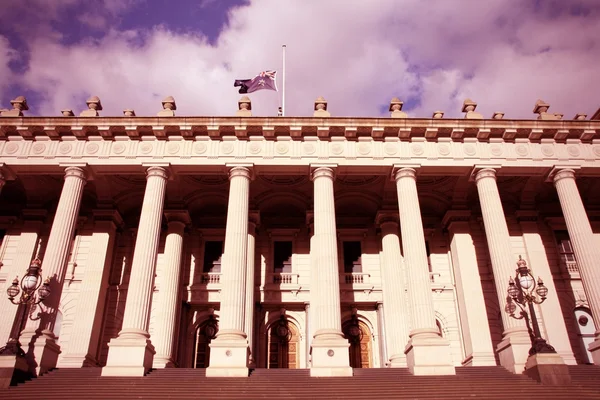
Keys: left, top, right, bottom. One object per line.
{"left": 165, "top": 210, "right": 191, "bottom": 226}
{"left": 64, "top": 166, "right": 88, "bottom": 182}
{"left": 310, "top": 164, "right": 336, "bottom": 181}
{"left": 442, "top": 210, "right": 472, "bottom": 230}
{"left": 550, "top": 167, "right": 578, "bottom": 184}
{"left": 227, "top": 164, "right": 253, "bottom": 180}
{"left": 375, "top": 211, "right": 399, "bottom": 229}
{"left": 248, "top": 210, "right": 260, "bottom": 229}
{"left": 146, "top": 166, "right": 169, "bottom": 180}
{"left": 392, "top": 165, "right": 419, "bottom": 182}
{"left": 92, "top": 209, "right": 124, "bottom": 229}
{"left": 515, "top": 210, "right": 539, "bottom": 223}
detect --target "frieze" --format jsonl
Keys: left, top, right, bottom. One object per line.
{"left": 0, "top": 128, "right": 599, "bottom": 173}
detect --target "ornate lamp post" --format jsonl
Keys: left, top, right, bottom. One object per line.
{"left": 505, "top": 256, "right": 556, "bottom": 355}
{"left": 0, "top": 257, "right": 51, "bottom": 356}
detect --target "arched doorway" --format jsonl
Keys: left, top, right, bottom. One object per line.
{"left": 193, "top": 315, "right": 218, "bottom": 368}
{"left": 343, "top": 316, "right": 372, "bottom": 368}
{"left": 267, "top": 315, "right": 300, "bottom": 369}
{"left": 574, "top": 307, "right": 596, "bottom": 364}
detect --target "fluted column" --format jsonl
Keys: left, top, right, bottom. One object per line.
{"left": 376, "top": 214, "right": 409, "bottom": 367}
{"left": 206, "top": 166, "right": 252, "bottom": 377}
{"left": 394, "top": 167, "right": 454, "bottom": 375}
{"left": 553, "top": 169, "right": 600, "bottom": 364}
{"left": 309, "top": 166, "right": 351, "bottom": 377}
{"left": 152, "top": 211, "right": 190, "bottom": 369}
{"left": 102, "top": 166, "right": 168, "bottom": 377}
{"left": 443, "top": 211, "right": 495, "bottom": 366}
{"left": 58, "top": 210, "right": 122, "bottom": 368}
{"left": 245, "top": 213, "right": 259, "bottom": 367}
{"left": 376, "top": 302, "right": 387, "bottom": 368}
{"left": 475, "top": 168, "right": 530, "bottom": 373}
{"left": 24, "top": 167, "right": 86, "bottom": 375}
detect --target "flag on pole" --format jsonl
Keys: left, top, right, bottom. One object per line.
{"left": 234, "top": 70, "right": 278, "bottom": 94}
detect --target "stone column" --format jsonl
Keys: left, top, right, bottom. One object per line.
{"left": 102, "top": 166, "right": 169, "bottom": 377}
{"left": 553, "top": 169, "right": 600, "bottom": 364}
{"left": 309, "top": 166, "right": 351, "bottom": 377}
{"left": 442, "top": 210, "right": 496, "bottom": 366}
{"left": 245, "top": 212, "right": 259, "bottom": 368}
{"left": 474, "top": 168, "right": 530, "bottom": 373}
{"left": 58, "top": 210, "right": 122, "bottom": 368}
{"left": 394, "top": 167, "right": 454, "bottom": 375}
{"left": 152, "top": 211, "right": 190, "bottom": 369}
{"left": 517, "top": 211, "right": 575, "bottom": 365}
{"left": 24, "top": 167, "right": 87, "bottom": 375}
{"left": 376, "top": 213, "right": 409, "bottom": 367}
{"left": 376, "top": 302, "right": 388, "bottom": 367}
{"left": 304, "top": 302, "right": 311, "bottom": 368}
{"left": 206, "top": 166, "right": 252, "bottom": 377}
{"left": 0, "top": 171, "right": 5, "bottom": 195}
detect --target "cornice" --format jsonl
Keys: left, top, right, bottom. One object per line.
{"left": 0, "top": 116, "right": 598, "bottom": 142}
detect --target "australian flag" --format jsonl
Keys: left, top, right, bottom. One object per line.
{"left": 234, "top": 70, "right": 278, "bottom": 94}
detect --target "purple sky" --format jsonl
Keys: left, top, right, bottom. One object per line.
{"left": 0, "top": 0, "right": 599, "bottom": 118}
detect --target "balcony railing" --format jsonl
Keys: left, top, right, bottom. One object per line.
{"left": 200, "top": 272, "right": 221, "bottom": 284}
{"left": 270, "top": 273, "right": 299, "bottom": 285}
{"left": 342, "top": 273, "right": 370, "bottom": 284}
{"left": 565, "top": 260, "right": 578, "bottom": 274}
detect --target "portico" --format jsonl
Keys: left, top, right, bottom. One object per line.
{"left": 0, "top": 96, "right": 599, "bottom": 381}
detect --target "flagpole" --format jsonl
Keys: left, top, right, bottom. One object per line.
{"left": 282, "top": 44, "right": 286, "bottom": 117}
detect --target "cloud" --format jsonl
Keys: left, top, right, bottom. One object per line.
{"left": 0, "top": 36, "right": 17, "bottom": 106}
{"left": 5, "top": 0, "right": 600, "bottom": 118}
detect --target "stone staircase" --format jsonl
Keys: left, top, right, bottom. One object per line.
{"left": 1, "top": 365, "right": 599, "bottom": 399}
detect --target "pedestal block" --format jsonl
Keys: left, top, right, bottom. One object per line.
{"left": 103, "top": 333, "right": 155, "bottom": 377}
{"left": 524, "top": 353, "right": 571, "bottom": 385}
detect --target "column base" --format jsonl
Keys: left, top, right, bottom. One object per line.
{"left": 461, "top": 352, "right": 497, "bottom": 367}
{"left": 29, "top": 331, "right": 61, "bottom": 376}
{"left": 205, "top": 333, "right": 249, "bottom": 377}
{"left": 588, "top": 338, "right": 600, "bottom": 365}
{"left": 310, "top": 330, "right": 352, "bottom": 377}
{"left": 405, "top": 331, "right": 455, "bottom": 376}
{"left": 388, "top": 354, "right": 407, "bottom": 368}
{"left": 57, "top": 353, "right": 98, "bottom": 368}
{"left": 101, "top": 335, "right": 155, "bottom": 377}
{"left": 0, "top": 354, "right": 30, "bottom": 388}
{"left": 524, "top": 353, "right": 571, "bottom": 385}
{"left": 496, "top": 330, "right": 531, "bottom": 374}
{"left": 152, "top": 356, "right": 176, "bottom": 369}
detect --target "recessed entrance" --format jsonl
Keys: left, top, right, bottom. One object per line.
{"left": 267, "top": 315, "right": 300, "bottom": 369}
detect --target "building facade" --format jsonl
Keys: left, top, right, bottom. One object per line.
{"left": 0, "top": 96, "right": 599, "bottom": 378}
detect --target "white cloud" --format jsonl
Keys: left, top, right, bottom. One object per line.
{"left": 0, "top": 36, "right": 17, "bottom": 106}
{"left": 9, "top": 0, "right": 600, "bottom": 118}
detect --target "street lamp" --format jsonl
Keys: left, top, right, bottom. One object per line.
{"left": 0, "top": 257, "right": 51, "bottom": 356}
{"left": 505, "top": 255, "right": 556, "bottom": 355}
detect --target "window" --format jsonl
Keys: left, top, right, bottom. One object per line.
{"left": 555, "top": 231, "right": 577, "bottom": 273}
{"left": 425, "top": 241, "right": 432, "bottom": 273}
{"left": 343, "top": 241, "right": 362, "bottom": 273}
{"left": 203, "top": 241, "right": 223, "bottom": 273}
{"left": 274, "top": 241, "right": 292, "bottom": 273}
{"left": 0, "top": 229, "right": 6, "bottom": 247}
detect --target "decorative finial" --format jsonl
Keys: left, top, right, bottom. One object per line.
{"left": 2, "top": 96, "right": 29, "bottom": 116}
{"left": 61, "top": 109, "right": 74, "bottom": 117}
{"left": 573, "top": 113, "right": 587, "bottom": 120}
{"left": 533, "top": 99, "right": 558, "bottom": 120}
{"left": 80, "top": 96, "right": 102, "bottom": 117}
{"left": 313, "top": 96, "right": 330, "bottom": 117}
{"left": 389, "top": 97, "right": 407, "bottom": 118}
{"left": 236, "top": 96, "right": 252, "bottom": 117}
{"left": 432, "top": 111, "right": 444, "bottom": 119}
{"left": 123, "top": 109, "right": 136, "bottom": 117}
{"left": 492, "top": 112, "right": 505, "bottom": 119}
{"left": 462, "top": 99, "right": 482, "bottom": 119}
{"left": 157, "top": 96, "right": 176, "bottom": 116}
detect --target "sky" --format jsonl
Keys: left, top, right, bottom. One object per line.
{"left": 0, "top": 0, "right": 599, "bottom": 119}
